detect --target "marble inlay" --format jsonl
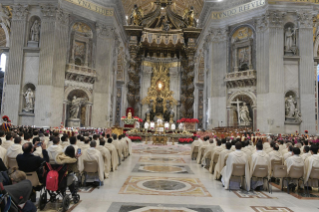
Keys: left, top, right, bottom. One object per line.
{"left": 107, "top": 202, "right": 224, "bottom": 212}
{"left": 138, "top": 156, "right": 186, "bottom": 163}
{"left": 119, "top": 176, "right": 211, "bottom": 197}
{"left": 142, "top": 180, "right": 187, "bottom": 191}
{"left": 133, "top": 164, "right": 193, "bottom": 174}
{"left": 233, "top": 190, "right": 277, "bottom": 199}
{"left": 270, "top": 182, "right": 319, "bottom": 200}
{"left": 251, "top": 206, "right": 294, "bottom": 212}
{"left": 133, "top": 144, "right": 191, "bottom": 155}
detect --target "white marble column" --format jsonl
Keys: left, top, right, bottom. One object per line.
{"left": 92, "top": 24, "right": 115, "bottom": 128}
{"left": 3, "top": 4, "right": 29, "bottom": 125}
{"left": 298, "top": 11, "right": 316, "bottom": 134}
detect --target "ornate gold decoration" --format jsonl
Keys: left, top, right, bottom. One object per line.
{"left": 129, "top": 5, "right": 144, "bottom": 26}
{"left": 72, "top": 22, "right": 92, "bottom": 34}
{"left": 65, "top": 0, "right": 113, "bottom": 16}
{"left": 141, "top": 63, "right": 177, "bottom": 112}
{"left": 183, "top": 6, "right": 196, "bottom": 28}
{"left": 111, "top": 126, "right": 124, "bottom": 136}
{"left": 231, "top": 27, "right": 253, "bottom": 42}
{"left": 142, "top": 61, "right": 180, "bottom": 68}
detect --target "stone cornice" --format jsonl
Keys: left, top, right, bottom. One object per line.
{"left": 297, "top": 10, "right": 313, "bottom": 28}
{"left": 268, "top": 10, "right": 286, "bottom": 28}
{"left": 11, "top": 4, "right": 29, "bottom": 21}
{"left": 96, "top": 23, "right": 116, "bottom": 39}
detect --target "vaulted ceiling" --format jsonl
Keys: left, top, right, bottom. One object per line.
{"left": 121, "top": 0, "right": 204, "bottom": 19}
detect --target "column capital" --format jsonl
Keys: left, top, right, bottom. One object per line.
{"left": 297, "top": 10, "right": 313, "bottom": 29}
{"left": 56, "top": 8, "right": 69, "bottom": 26}
{"left": 96, "top": 23, "right": 116, "bottom": 39}
{"left": 268, "top": 10, "right": 286, "bottom": 28}
{"left": 40, "top": 4, "right": 57, "bottom": 21}
{"left": 11, "top": 4, "right": 29, "bottom": 21}
{"left": 255, "top": 13, "right": 269, "bottom": 33}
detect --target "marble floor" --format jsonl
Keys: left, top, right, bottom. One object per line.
{"left": 57, "top": 142, "right": 319, "bottom": 212}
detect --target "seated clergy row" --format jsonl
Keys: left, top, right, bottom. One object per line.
{"left": 0, "top": 130, "right": 132, "bottom": 183}
{"left": 191, "top": 136, "right": 319, "bottom": 191}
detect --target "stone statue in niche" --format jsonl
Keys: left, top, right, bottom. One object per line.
{"left": 129, "top": 4, "right": 143, "bottom": 26}
{"left": 239, "top": 102, "right": 251, "bottom": 125}
{"left": 0, "top": 4, "right": 11, "bottom": 30}
{"left": 69, "top": 96, "right": 87, "bottom": 119}
{"left": 285, "top": 95, "right": 296, "bottom": 118}
{"left": 183, "top": 6, "right": 196, "bottom": 28}
{"left": 28, "top": 20, "right": 40, "bottom": 47}
{"left": 284, "top": 27, "right": 298, "bottom": 55}
{"left": 22, "top": 88, "right": 35, "bottom": 113}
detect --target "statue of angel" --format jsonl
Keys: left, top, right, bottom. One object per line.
{"left": 0, "top": 4, "right": 11, "bottom": 30}
{"left": 129, "top": 4, "right": 144, "bottom": 26}
{"left": 69, "top": 96, "right": 87, "bottom": 119}
{"left": 183, "top": 6, "right": 196, "bottom": 28}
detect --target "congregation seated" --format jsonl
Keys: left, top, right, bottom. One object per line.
{"left": 190, "top": 136, "right": 203, "bottom": 160}
{"left": 112, "top": 134, "right": 123, "bottom": 163}
{"left": 221, "top": 142, "right": 250, "bottom": 191}
{"left": 96, "top": 138, "right": 111, "bottom": 178}
{"left": 2, "top": 133, "right": 14, "bottom": 150}
{"left": 5, "top": 137, "right": 23, "bottom": 167}
{"left": 283, "top": 145, "right": 293, "bottom": 161}
{"left": 208, "top": 139, "right": 224, "bottom": 173}
{"left": 81, "top": 137, "right": 91, "bottom": 152}
{"left": 196, "top": 136, "right": 209, "bottom": 164}
{"left": 61, "top": 135, "right": 70, "bottom": 149}
{"left": 32, "top": 137, "right": 43, "bottom": 158}
{"left": 213, "top": 142, "right": 232, "bottom": 179}
{"left": 64, "top": 136, "right": 79, "bottom": 154}
{"left": 78, "top": 141, "right": 105, "bottom": 182}
{"left": 301, "top": 146, "right": 311, "bottom": 161}
{"left": 304, "top": 145, "right": 319, "bottom": 187}
{"left": 105, "top": 137, "right": 119, "bottom": 171}
{"left": 0, "top": 138, "right": 6, "bottom": 160}
{"left": 47, "top": 137, "right": 63, "bottom": 164}
{"left": 201, "top": 138, "right": 216, "bottom": 167}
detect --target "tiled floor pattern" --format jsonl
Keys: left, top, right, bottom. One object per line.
{"left": 132, "top": 164, "right": 193, "bottom": 174}
{"left": 270, "top": 182, "right": 319, "bottom": 200}
{"left": 119, "top": 176, "right": 211, "bottom": 197}
{"left": 50, "top": 143, "right": 319, "bottom": 212}
{"left": 138, "top": 156, "right": 186, "bottom": 163}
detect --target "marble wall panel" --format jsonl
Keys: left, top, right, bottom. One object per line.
{"left": 23, "top": 53, "right": 39, "bottom": 87}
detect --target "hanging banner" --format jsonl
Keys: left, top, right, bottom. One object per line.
{"left": 64, "top": 0, "right": 113, "bottom": 16}
{"left": 211, "top": 0, "right": 266, "bottom": 20}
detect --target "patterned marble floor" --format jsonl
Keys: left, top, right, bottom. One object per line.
{"left": 52, "top": 142, "right": 319, "bottom": 212}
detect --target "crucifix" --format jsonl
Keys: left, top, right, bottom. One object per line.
{"left": 231, "top": 98, "right": 243, "bottom": 125}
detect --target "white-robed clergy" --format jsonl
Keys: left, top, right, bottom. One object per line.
{"left": 78, "top": 141, "right": 105, "bottom": 182}
{"left": 201, "top": 138, "right": 216, "bottom": 166}
{"left": 190, "top": 137, "right": 203, "bottom": 160}
{"left": 61, "top": 136, "right": 70, "bottom": 150}
{"left": 221, "top": 142, "right": 250, "bottom": 191}
{"left": 213, "top": 142, "right": 232, "bottom": 180}
{"left": 105, "top": 138, "right": 119, "bottom": 171}
{"left": 284, "top": 147, "right": 305, "bottom": 187}
{"left": 4, "top": 137, "right": 23, "bottom": 167}
{"left": 283, "top": 145, "right": 293, "bottom": 161}
{"left": 112, "top": 135, "right": 123, "bottom": 163}
{"left": 268, "top": 145, "right": 283, "bottom": 176}
{"left": 209, "top": 140, "right": 225, "bottom": 173}
{"left": 81, "top": 138, "right": 91, "bottom": 152}
{"left": 300, "top": 146, "right": 311, "bottom": 161}
{"left": 119, "top": 135, "right": 128, "bottom": 158}
{"left": 250, "top": 142, "right": 270, "bottom": 190}
{"left": 123, "top": 134, "right": 132, "bottom": 156}
{"left": 96, "top": 139, "right": 111, "bottom": 178}
{"left": 2, "top": 134, "right": 14, "bottom": 150}
{"left": 196, "top": 137, "right": 210, "bottom": 164}
{"left": 304, "top": 145, "right": 319, "bottom": 187}
{"left": 47, "top": 137, "right": 64, "bottom": 164}
{"left": 64, "top": 137, "right": 79, "bottom": 155}
{"left": 0, "top": 144, "right": 6, "bottom": 161}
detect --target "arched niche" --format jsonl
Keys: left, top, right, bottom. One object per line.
{"left": 26, "top": 16, "right": 41, "bottom": 48}
{"left": 284, "top": 90, "right": 300, "bottom": 122}
{"left": 0, "top": 26, "right": 7, "bottom": 47}
{"left": 21, "top": 83, "right": 36, "bottom": 113}
{"left": 64, "top": 87, "right": 93, "bottom": 127}
{"left": 229, "top": 25, "right": 256, "bottom": 73}
{"left": 227, "top": 91, "right": 256, "bottom": 129}
{"left": 69, "top": 22, "right": 93, "bottom": 68}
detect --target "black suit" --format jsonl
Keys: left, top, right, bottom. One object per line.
{"left": 16, "top": 150, "right": 49, "bottom": 182}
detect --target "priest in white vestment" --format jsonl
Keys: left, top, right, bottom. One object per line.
{"left": 190, "top": 137, "right": 203, "bottom": 160}
{"left": 47, "top": 137, "right": 63, "bottom": 164}
{"left": 221, "top": 142, "right": 250, "bottom": 191}
{"left": 112, "top": 134, "right": 123, "bottom": 163}
{"left": 81, "top": 138, "right": 91, "bottom": 152}
{"left": 61, "top": 136, "right": 70, "bottom": 150}
{"left": 0, "top": 144, "right": 6, "bottom": 161}
{"left": 268, "top": 145, "right": 283, "bottom": 176}
{"left": 105, "top": 138, "right": 119, "bottom": 171}
{"left": 196, "top": 137, "right": 210, "bottom": 164}
{"left": 209, "top": 140, "right": 225, "bottom": 173}
{"left": 201, "top": 139, "right": 216, "bottom": 167}
{"left": 96, "top": 139, "right": 111, "bottom": 178}
{"left": 4, "top": 137, "right": 23, "bottom": 167}
{"left": 123, "top": 134, "right": 132, "bottom": 156}
{"left": 2, "top": 134, "right": 14, "bottom": 150}
{"left": 283, "top": 145, "right": 293, "bottom": 161}
{"left": 64, "top": 136, "right": 79, "bottom": 155}
{"left": 119, "top": 135, "right": 128, "bottom": 159}
{"left": 284, "top": 147, "right": 305, "bottom": 188}
{"left": 213, "top": 142, "right": 232, "bottom": 180}
{"left": 304, "top": 146, "right": 319, "bottom": 187}
{"left": 250, "top": 142, "right": 270, "bottom": 190}
{"left": 301, "top": 146, "right": 311, "bottom": 161}
{"left": 78, "top": 141, "right": 105, "bottom": 182}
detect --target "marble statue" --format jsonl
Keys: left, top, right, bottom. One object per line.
{"left": 128, "top": 110, "right": 132, "bottom": 119}
{"left": 23, "top": 88, "right": 34, "bottom": 112}
{"left": 30, "top": 20, "right": 40, "bottom": 42}
{"left": 239, "top": 102, "right": 251, "bottom": 125}
{"left": 285, "top": 95, "right": 296, "bottom": 118}
{"left": 69, "top": 96, "right": 87, "bottom": 119}
{"left": 0, "top": 4, "right": 10, "bottom": 30}
{"left": 163, "top": 21, "right": 170, "bottom": 31}
{"left": 285, "top": 27, "right": 297, "bottom": 54}
{"left": 294, "top": 108, "right": 302, "bottom": 123}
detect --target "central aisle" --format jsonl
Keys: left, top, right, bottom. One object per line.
{"left": 73, "top": 143, "right": 318, "bottom": 212}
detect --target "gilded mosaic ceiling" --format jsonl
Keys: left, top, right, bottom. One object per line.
{"left": 121, "top": 0, "right": 204, "bottom": 19}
